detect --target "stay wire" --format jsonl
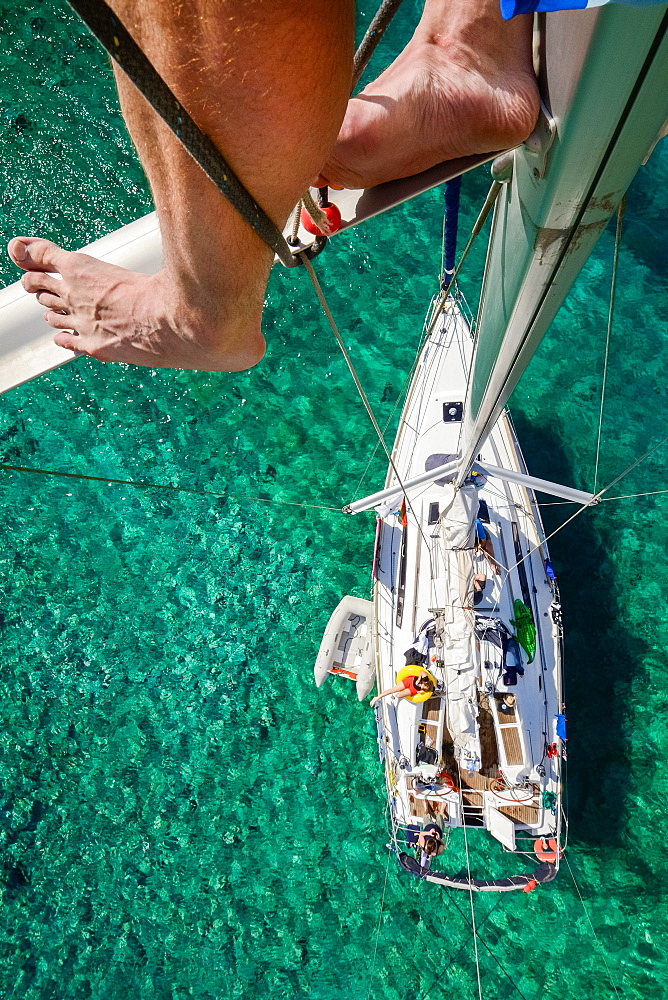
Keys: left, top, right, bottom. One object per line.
{"left": 422, "top": 181, "right": 502, "bottom": 347}
{"left": 301, "top": 256, "right": 397, "bottom": 474}
{"left": 0, "top": 462, "right": 342, "bottom": 512}
{"left": 564, "top": 855, "right": 624, "bottom": 1000}
{"left": 383, "top": 797, "right": 534, "bottom": 1000}
{"left": 353, "top": 288, "right": 445, "bottom": 497}
{"left": 501, "top": 426, "right": 668, "bottom": 581}
{"left": 364, "top": 849, "right": 392, "bottom": 1000}
{"left": 434, "top": 894, "right": 535, "bottom": 1000}
{"left": 301, "top": 255, "right": 438, "bottom": 553}
{"left": 353, "top": 181, "right": 501, "bottom": 498}
{"left": 540, "top": 488, "right": 668, "bottom": 505}
{"left": 361, "top": 180, "right": 501, "bottom": 492}
{"left": 593, "top": 196, "right": 626, "bottom": 493}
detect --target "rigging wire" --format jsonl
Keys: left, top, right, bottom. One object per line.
{"left": 563, "top": 855, "right": 624, "bottom": 1000}
{"left": 540, "top": 488, "right": 668, "bottom": 504}
{"left": 593, "top": 196, "right": 626, "bottom": 494}
{"left": 301, "top": 255, "right": 396, "bottom": 471}
{"left": 353, "top": 293, "right": 439, "bottom": 496}
{"left": 414, "top": 893, "right": 534, "bottom": 1000}
{"left": 459, "top": 797, "right": 484, "bottom": 1000}
{"left": 364, "top": 849, "right": 392, "bottom": 1000}
{"left": 0, "top": 462, "right": 342, "bottom": 512}
{"left": 354, "top": 180, "right": 501, "bottom": 499}
{"left": 301, "top": 254, "right": 441, "bottom": 585}
{"left": 501, "top": 426, "right": 668, "bottom": 582}
{"left": 422, "top": 181, "right": 502, "bottom": 347}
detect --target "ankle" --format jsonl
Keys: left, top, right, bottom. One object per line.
{"left": 156, "top": 272, "right": 266, "bottom": 371}
{"left": 415, "top": 1, "right": 533, "bottom": 68}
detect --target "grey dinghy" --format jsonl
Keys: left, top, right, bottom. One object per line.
{"left": 314, "top": 595, "right": 375, "bottom": 701}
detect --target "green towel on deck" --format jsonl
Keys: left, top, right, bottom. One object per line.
{"left": 510, "top": 599, "right": 536, "bottom": 663}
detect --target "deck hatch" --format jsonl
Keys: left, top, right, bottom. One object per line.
{"left": 443, "top": 401, "right": 463, "bottom": 422}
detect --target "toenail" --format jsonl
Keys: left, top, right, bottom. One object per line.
{"left": 12, "top": 240, "right": 27, "bottom": 262}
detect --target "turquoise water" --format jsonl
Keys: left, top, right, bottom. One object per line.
{"left": 1, "top": 1, "right": 668, "bottom": 997}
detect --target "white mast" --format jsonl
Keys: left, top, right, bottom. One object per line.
{"left": 455, "top": 5, "right": 668, "bottom": 483}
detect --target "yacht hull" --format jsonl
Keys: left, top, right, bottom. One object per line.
{"left": 373, "top": 298, "right": 564, "bottom": 877}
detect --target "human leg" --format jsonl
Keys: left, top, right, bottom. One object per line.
{"left": 9, "top": 0, "right": 354, "bottom": 371}
{"left": 318, "top": 0, "right": 538, "bottom": 189}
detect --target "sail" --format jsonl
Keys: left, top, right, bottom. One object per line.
{"left": 457, "top": 4, "right": 668, "bottom": 476}
{"left": 438, "top": 483, "right": 481, "bottom": 770}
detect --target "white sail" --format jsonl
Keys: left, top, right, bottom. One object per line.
{"left": 439, "top": 483, "right": 480, "bottom": 771}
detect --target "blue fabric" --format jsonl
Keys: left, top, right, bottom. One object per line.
{"left": 555, "top": 714, "right": 568, "bottom": 740}
{"left": 501, "top": 0, "right": 664, "bottom": 18}
{"left": 475, "top": 519, "right": 488, "bottom": 541}
{"left": 502, "top": 636, "right": 525, "bottom": 686}
{"left": 442, "top": 177, "right": 461, "bottom": 288}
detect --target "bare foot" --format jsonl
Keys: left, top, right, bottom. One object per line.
{"left": 7, "top": 0, "right": 355, "bottom": 374}
{"left": 8, "top": 237, "right": 266, "bottom": 372}
{"left": 318, "top": 4, "right": 539, "bottom": 189}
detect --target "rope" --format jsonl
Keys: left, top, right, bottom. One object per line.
{"left": 353, "top": 0, "right": 405, "bottom": 89}
{"left": 0, "top": 462, "right": 342, "bottom": 512}
{"left": 302, "top": 190, "right": 333, "bottom": 235}
{"left": 593, "top": 196, "right": 626, "bottom": 493}
{"left": 289, "top": 199, "right": 303, "bottom": 245}
{"left": 564, "top": 856, "right": 624, "bottom": 1000}
{"left": 66, "top": 0, "right": 309, "bottom": 268}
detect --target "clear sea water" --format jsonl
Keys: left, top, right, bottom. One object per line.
{"left": 1, "top": 1, "right": 667, "bottom": 997}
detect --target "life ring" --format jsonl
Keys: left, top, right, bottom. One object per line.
{"left": 437, "top": 772, "right": 460, "bottom": 793}
{"left": 397, "top": 665, "right": 437, "bottom": 703}
{"left": 533, "top": 837, "right": 564, "bottom": 863}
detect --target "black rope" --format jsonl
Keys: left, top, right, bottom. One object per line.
{"left": 66, "top": 0, "right": 312, "bottom": 268}
{"left": 353, "top": 0, "right": 405, "bottom": 89}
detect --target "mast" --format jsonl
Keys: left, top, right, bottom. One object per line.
{"left": 455, "top": 4, "right": 668, "bottom": 482}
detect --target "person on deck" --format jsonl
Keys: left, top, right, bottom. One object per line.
{"left": 370, "top": 670, "right": 435, "bottom": 708}
{"left": 473, "top": 517, "right": 500, "bottom": 605}
{"left": 416, "top": 802, "right": 447, "bottom": 868}
{"left": 7, "top": 0, "right": 539, "bottom": 373}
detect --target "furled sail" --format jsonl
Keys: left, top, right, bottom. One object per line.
{"left": 438, "top": 483, "right": 481, "bottom": 771}
{"left": 456, "top": 4, "right": 668, "bottom": 477}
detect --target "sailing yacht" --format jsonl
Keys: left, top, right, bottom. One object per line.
{"left": 313, "top": 3, "right": 668, "bottom": 892}
{"left": 316, "top": 290, "right": 570, "bottom": 891}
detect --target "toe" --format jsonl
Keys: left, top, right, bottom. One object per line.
{"left": 21, "top": 271, "right": 62, "bottom": 295}
{"left": 43, "top": 310, "right": 75, "bottom": 331}
{"left": 36, "top": 291, "right": 67, "bottom": 311}
{"left": 8, "top": 237, "right": 71, "bottom": 274}
{"left": 52, "top": 331, "right": 81, "bottom": 354}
